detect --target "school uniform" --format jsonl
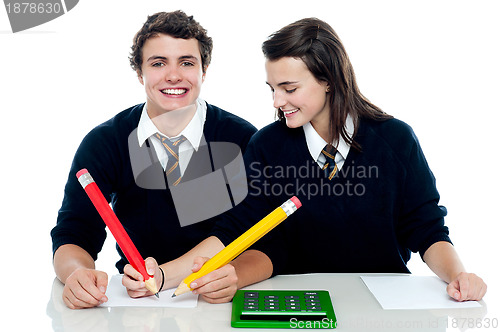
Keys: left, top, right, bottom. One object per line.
{"left": 51, "top": 100, "right": 256, "bottom": 272}
{"left": 211, "top": 117, "right": 450, "bottom": 275}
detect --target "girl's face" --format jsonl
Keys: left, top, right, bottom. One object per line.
{"left": 265, "top": 57, "right": 330, "bottom": 132}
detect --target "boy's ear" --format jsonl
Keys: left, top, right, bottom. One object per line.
{"left": 202, "top": 65, "right": 208, "bottom": 82}
{"left": 137, "top": 70, "right": 144, "bottom": 85}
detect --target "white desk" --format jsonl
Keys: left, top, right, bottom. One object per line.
{"left": 44, "top": 273, "right": 495, "bottom": 331}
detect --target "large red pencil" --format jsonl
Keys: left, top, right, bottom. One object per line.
{"left": 76, "top": 168, "right": 159, "bottom": 297}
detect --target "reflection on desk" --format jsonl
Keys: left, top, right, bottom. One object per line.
{"left": 46, "top": 273, "right": 488, "bottom": 332}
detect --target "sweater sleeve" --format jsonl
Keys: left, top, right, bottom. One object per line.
{"left": 50, "top": 125, "right": 119, "bottom": 260}
{"left": 395, "top": 127, "right": 451, "bottom": 260}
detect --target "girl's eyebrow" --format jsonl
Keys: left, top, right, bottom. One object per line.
{"left": 266, "top": 81, "right": 299, "bottom": 87}
{"left": 278, "top": 81, "right": 299, "bottom": 86}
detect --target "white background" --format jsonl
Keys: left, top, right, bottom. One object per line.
{"left": 1, "top": 0, "right": 499, "bottom": 330}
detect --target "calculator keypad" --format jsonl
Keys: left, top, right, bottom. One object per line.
{"left": 242, "top": 291, "right": 326, "bottom": 312}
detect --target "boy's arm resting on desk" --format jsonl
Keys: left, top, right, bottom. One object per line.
{"left": 53, "top": 244, "right": 109, "bottom": 309}
{"left": 423, "top": 241, "right": 487, "bottom": 301}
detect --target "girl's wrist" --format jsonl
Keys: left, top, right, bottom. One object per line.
{"left": 158, "top": 266, "right": 165, "bottom": 292}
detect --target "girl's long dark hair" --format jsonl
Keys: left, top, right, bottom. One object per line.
{"left": 262, "top": 18, "right": 392, "bottom": 151}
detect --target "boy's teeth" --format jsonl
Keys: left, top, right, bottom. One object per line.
{"left": 162, "top": 89, "right": 186, "bottom": 95}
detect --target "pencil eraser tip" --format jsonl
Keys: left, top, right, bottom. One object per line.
{"left": 76, "top": 168, "right": 89, "bottom": 179}
{"left": 290, "top": 196, "right": 302, "bottom": 209}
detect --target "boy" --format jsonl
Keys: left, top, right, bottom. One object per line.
{"left": 51, "top": 11, "right": 256, "bottom": 309}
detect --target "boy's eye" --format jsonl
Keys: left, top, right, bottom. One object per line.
{"left": 181, "top": 61, "right": 194, "bottom": 67}
{"left": 152, "top": 62, "right": 164, "bottom": 67}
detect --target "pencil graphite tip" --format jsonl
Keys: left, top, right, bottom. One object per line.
{"left": 171, "top": 293, "right": 176, "bottom": 298}
{"left": 155, "top": 292, "right": 159, "bottom": 298}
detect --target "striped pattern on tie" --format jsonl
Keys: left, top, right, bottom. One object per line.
{"left": 155, "top": 133, "right": 187, "bottom": 186}
{"left": 321, "top": 144, "right": 338, "bottom": 180}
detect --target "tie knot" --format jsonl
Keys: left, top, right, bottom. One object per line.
{"left": 321, "top": 144, "right": 337, "bottom": 161}
{"left": 155, "top": 133, "right": 187, "bottom": 159}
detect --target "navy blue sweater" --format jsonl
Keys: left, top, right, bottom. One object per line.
{"left": 51, "top": 102, "right": 257, "bottom": 272}
{"left": 211, "top": 118, "right": 451, "bottom": 275}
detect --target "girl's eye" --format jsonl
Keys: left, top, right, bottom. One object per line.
{"left": 286, "top": 88, "right": 297, "bottom": 93}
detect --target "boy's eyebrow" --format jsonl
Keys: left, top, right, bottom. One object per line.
{"left": 178, "top": 55, "right": 199, "bottom": 61}
{"left": 146, "top": 55, "right": 199, "bottom": 62}
{"left": 146, "top": 55, "right": 167, "bottom": 62}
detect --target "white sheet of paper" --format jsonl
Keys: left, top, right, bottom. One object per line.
{"left": 101, "top": 274, "right": 198, "bottom": 308}
{"left": 361, "top": 275, "right": 481, "bottom": 310}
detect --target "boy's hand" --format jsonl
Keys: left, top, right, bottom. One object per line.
{"left": 63, "top": 268, "right": 108, "bottom": 309}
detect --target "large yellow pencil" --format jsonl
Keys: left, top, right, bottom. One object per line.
{"left": 173, "top": 196, "right": 302, "bottom": 297}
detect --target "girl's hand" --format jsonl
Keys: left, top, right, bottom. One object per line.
{"left": 447, "top": 272, "right": 487, "bottom": 301}
{"left": 189, "top": 256, "right": 238, "bottom": 304}
{"left": 122, "top": 257, "right": 162, "bottom": 298}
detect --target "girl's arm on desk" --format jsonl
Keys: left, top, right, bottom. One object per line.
{"left": 122, "top": 236, "right": 273, "bottom": 303}
{"left": 423, "top": 241, "right": 487, "bottom": 301}
{"left": 190, "top": 249, "right": 273, "bottom": 303}
{"left": 123, "top": 236, "right": 224, "bottom": 298}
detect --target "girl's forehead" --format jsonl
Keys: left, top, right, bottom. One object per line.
{"left": 265, "top": 57, "right": 311, "bottom": 84}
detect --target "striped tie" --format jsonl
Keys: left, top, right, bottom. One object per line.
{"left": 321, "top": 144, "right": 338, "bottom": 180}
{"left": 155, "top": 133, "right": 187, "bottom": 186}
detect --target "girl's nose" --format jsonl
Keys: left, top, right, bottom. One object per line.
{"left": 273, "top": 91, "right": 286, "bottom": 110}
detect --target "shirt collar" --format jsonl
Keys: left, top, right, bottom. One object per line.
{"left": 303, "top": 114, "right": 354, "bottom": 161}
{"left": 137, "top": 98, "right": 207, "bottom": 151}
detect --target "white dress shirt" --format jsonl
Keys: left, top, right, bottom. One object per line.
{"left": 303, "top": 114, "right": 354, "bottom": 171}
{"left": 136, "top": 99, "right": 207, "bottom": 176}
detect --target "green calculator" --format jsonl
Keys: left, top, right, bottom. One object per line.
{"left": 231, "top": 290, "right": 337, "bottom": 329}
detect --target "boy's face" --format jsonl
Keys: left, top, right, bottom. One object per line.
{"left": 138, "top": 34, "right": 205, "bottom": 118}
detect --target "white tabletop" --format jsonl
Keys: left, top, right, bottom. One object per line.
{"left": 44, "top": 273, "right": 495, "bottom": 331}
